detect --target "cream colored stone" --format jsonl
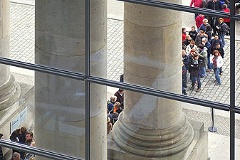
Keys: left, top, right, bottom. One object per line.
{"left": 109, "top": 0, "right": 202, "bottom": 159}
{"left": 108, "top": 120, "right": 208, "bottom": 160}
{"left": 0, "top": 0, "right": 20, "bottom": 111}
{"left": 0, "top": 0, "right": 10, "bottom": 84}
{"left": 35, "top": 0, "right": 107, "bottom": 159}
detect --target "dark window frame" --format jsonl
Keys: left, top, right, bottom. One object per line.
{"left": 0, "top": 0, "right": 238, "bottom": 160}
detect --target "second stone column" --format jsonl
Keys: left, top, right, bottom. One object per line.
{"left": 112, "top": 1, "right": 194, "bottom": 159}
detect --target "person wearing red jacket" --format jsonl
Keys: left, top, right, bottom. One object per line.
{"left": 195, "top": 14, "right": 205, "bottom": 32}
{"left": 190, "top": 0, "right": 203, "bottom": 18}
{"left": 222, "top": 4, "right": 230, "bottom": 28}
{"left": 190, "top": 0, "right": 203, "bottom": 8}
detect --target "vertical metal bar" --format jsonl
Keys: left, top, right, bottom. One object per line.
{"left": 85, "top": 0, "right": 90, "bottom": 160}
{"left": 229, "top": 1, "right": 236, "bottom": 160}
{"left": 208, "top": 108, "right": 217, "bottom": 132}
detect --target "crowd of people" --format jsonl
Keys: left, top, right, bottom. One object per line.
{"left": 106, "top": 0, "right": 234, "bottom": 133}
{"left": 9, "top": 127, "right": 35, "bottom": 160}
{"left": 107, "top": 88, "right": 124, "bottom": 134}
{"left": 182, "top": 0, "right": 230, "bottom": 95}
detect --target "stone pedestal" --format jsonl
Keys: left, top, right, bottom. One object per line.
{"left": 108, "top": 120, "right": 208, "bottom": 160}
{"left": 35, "top": 0, "right": 107, "bottom": 159}
{"left": 108, "top": 1, "right": 208, "bottom": 159}
{"left": 0, "top": 72, "right": 34, "bottom": 160}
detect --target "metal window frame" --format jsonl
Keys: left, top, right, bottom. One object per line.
{"left": 0, "top": 0, "right": 238, "bottom": 160}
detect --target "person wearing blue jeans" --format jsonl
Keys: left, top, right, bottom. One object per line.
{"left": 198, "top": 44, "right": 208, "bottom": 77}
{"left": 189, "top": 53, "right": 201, "bottom": 92}
{"left": 212, "top": 50, "right": 223, "bottom": 85}
{"left": 214, "top": 67, "right": 221, "bottom": 85}
{"left": 216, "top": 18, "right": 229, "bottom": 48}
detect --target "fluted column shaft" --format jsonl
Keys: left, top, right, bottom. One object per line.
{"left": 0, "top": 0, "right": 20, "bottom": 111}
{"left": 35, "top": 0, "right": 107, "bottom": 159}
{"left": 113, "top": 1, "right": 194, "bottom": 158}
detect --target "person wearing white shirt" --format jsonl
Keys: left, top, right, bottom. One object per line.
{"left": 211, "top": 50, "right": 223, "bottom": 85}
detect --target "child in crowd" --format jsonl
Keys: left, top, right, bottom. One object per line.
{"left": 212, "top": 50, "right": 223, "bottom": 85}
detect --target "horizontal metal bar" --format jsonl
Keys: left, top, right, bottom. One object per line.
{"left": 88, "top": 76, "right": 233, "bottom": 111}
{"left": 0, "top": 140, "right": 82, "bottom": 160}
{"left": 0, "top": 57, "right": 85, "bottom": 81}
{"left": 1, "top": 57, "right": 240, "bottom": 113}
{"left": 118, "top": 0, "right": 234, "bottom": 18}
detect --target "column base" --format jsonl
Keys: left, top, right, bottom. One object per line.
{"left": 0, "top": 75, "right": 21, "bottom": 111}
{"left": 108, "top": 120, "right": 208, "bottom": 160}
{"left": 0, "top": 72, "right": 34, "bottom": 158}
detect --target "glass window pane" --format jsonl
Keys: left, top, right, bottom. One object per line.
{"left": 35, "top": 71, "right": 85, "bottom": 158}
{"left": 10, "top": 2, "right": 35, "bottom": 63}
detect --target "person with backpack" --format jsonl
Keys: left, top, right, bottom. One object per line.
{"left": 216, "top": 17, "right": 230, "bottom": 47}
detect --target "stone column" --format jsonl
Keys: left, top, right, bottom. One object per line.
{"left": 111, "top": 1, "right": 194, "bottom": 159}
{"left": 0, "top": 0, "right": 20, "bottom": 111}
{"left": 35, "top": 0, "right": 107, "bottom": 159}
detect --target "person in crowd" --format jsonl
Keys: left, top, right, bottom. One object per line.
{"left": 186, "top": 40, "right": 198, "bottom": 55}
{"left": 205, "top": 24, "right": 213, "bottom": 41}
{"left": 202, "top": 0, "right": 211, "bottom": 8}
{"left": 195, "top": 30, "right": 208, "bottom": 46}
{"left": 212, "top": 43, "right": 225, "bottom": 58}
{"left": 182, "top": 63, "right": 188, "bottom": 95}
{"left": 189, "top": 51, "right": 202, "bottom": 92}
{"left": 107, "top": 96, "right": 117, "bottom": 114}
{"left": 107, "top": 117, "right": 113, "bottom": 135}
{"left": 23, "top": 132, "right": 35, "bottom": 160}
{"left": 182, "top": 28, "right": 187, "bottom": 42}
{"left": 110, "top": 102, "right": 122, "bottom": 125}
{"left": 195, "top": 14, "right": 205, "bottom": 32}
{"left": 198, "top": 44, "right": 208, "bottom": 78}
{"left": 199, "top": 18, "right": 209, "bottom": 32}
{"left": 10, "top": 127, "right": 27, "bottom": 143}
{"left": 113, "top": 102, "right": 122, "bottom": 114}
{"left": 207, "top": 0, "right": 222, "bottom": 12}
{"left": 210, "top": 34, "right": 223, "bottom": 50}
{"left": 222, "top": 4, "right": 230, "bottom": 30}
{"left": 10, "top": 127, "right": 27, "bottom": 158}
{"left": 216, "top": 17, "right": 229, "bottom": 47}
{"left": 120, "top": 74, "right": 124, "bottom": 82}
{"left": 25, "top": 132, "right": 35, "bottom": 147}
{"left": 202, "top": 38, "right": 212, "bottom": 72}
{"left": 111, "top": 112, "right": 119, "bottom": 125}
{"left": 207, "top": 0, "right": 222, "bottom": 34}
{"left": 219, "top": 0, "right": 229, "bottom": 6}
{"left": 212, "top": 50, "right": 223, "bottom": 85}
{"left": 0, "top": 133, "right": 3, "bottom": 160}
{"left": 189, "top": 26, "right": 198, "bottom": 41}
{"left": 182, "top": 35, "right": 192, "bottom": 50}
{"left": 182, "top": 50, "right": 189, "bottom": 70}
{"left": 12, "top": 152, "right": 21, "bottom": 160}
{"left": 114, "top": 89, "right": 124, "bottom": 108}
{"left": 212, "top": 43, "right": 225, "bottom": 74}
{"left": 190, "top": 0, "right": 203, "bottom": 18}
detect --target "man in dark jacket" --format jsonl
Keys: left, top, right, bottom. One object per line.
{"left": 216, "top": 18, "right": 229, "bottom": 47}
{"left": 207, "top": 0, "right": 222, "bottom": 34}
{"left": 189, "top": 52, "right": 202, "bottom": 92}
{"left": 114, "top": 89, "right": 124, "bottom": 109}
